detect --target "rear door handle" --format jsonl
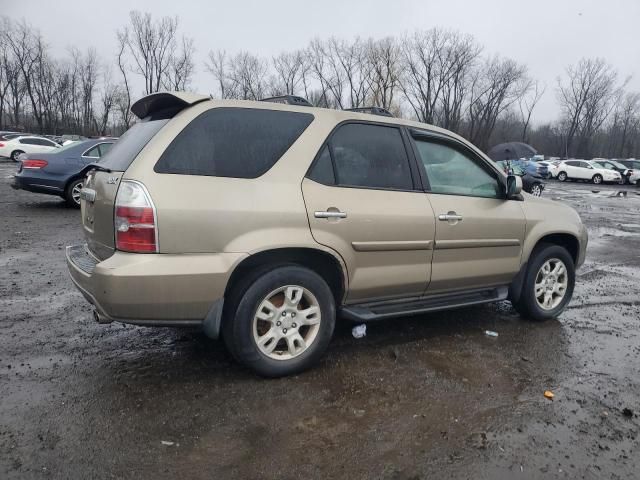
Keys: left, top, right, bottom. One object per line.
{"left": 315, "top": 210, "right": 347, "bottom": 219}
{"left": 438, "top": 213, "right": 463, "bottom": 221}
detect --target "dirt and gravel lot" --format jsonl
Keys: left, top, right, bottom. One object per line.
{"left": 1, "top": 159, "right": 639, "bottom": 479}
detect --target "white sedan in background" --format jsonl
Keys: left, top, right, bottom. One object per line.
{"left": 0, "top": 136, "right": 61, "bottom": 161}
{"left": 556, "top": 160, "right": 622, "bottom": 184}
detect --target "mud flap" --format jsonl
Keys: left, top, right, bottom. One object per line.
{"left": 202, "top": 298, "right": 225, "bottom": 339}
{"left": 508, "top": 262, "right": 528, "bottom": 304}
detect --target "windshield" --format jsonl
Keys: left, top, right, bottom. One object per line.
{"left": 607, "top": 160, "right": 627, "bottom": 169}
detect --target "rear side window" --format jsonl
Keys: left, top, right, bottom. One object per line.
{"left": 154, "top": 108, "right": 314, "bottom": 178}
{"left": 309, "top": 123, "right": 413, "bottom": 190}
{"left": 98, "top": 119, "right": 169, "bottom": 171}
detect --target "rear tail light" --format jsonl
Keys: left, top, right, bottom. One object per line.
{"left": 0, "top": 142, "right": 4, "bottom": 147}
{"left": 22, "top": 159, "right": 48, "bottom": 169}
{"left": 114, "top": 181, "right": 158, "bottom": 253}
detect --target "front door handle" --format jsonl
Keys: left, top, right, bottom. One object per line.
{"left": 438, "top": 212, "right": 463, "bottom": 222}
{"left": 315, "top": 210, "right": 347, "bottom": 219}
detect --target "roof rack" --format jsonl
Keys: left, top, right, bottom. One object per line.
{"left": 260, "top": 95, "right": 313, "bottom": 107}
{"left": 344, "top": 106, "right": 393, "bottom": 117}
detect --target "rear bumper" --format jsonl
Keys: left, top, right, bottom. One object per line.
{"left": 11, "top": 174, "right": 64, "bottom": 195}
{"left": 66, "top": 244, "right": 246, "bottom": 328}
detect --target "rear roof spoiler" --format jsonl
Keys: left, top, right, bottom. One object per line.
{"left": 131, "top": 92, "right": 210, "bottom": 119}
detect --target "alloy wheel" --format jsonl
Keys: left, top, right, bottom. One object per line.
{"left": 534, "top": 258, "right": 568, "bottom": 310}
{"left": 252, "top": 285, "right": 321, "bottom": 360}
{"left": 530, "top": 184, "right": 543, "bottom": 196}
{"left": 72, "top": 182, "right": 83, "bottom": 205}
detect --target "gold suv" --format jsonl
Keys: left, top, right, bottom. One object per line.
{"left": 67, "top": 92, "right": 588, "bottom": 377}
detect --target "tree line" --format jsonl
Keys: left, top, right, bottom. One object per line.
{"left": 1, "top": 11, "right": 638, "bottom": 158}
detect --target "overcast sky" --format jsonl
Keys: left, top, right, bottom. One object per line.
{"left": 5, "top": 0, "right": 639, "bottom": 123}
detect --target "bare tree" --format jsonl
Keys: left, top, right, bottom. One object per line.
{"left": 518, "top": 80, "right": 545, "bottom": 142}
{"left": 163, "top": 36, "right": 195, "bottom": 91}
{"left": 466, "top": 56, "right": 529, "bottom": 151}
{"left": 118, "top": 11, "right": 188, "bottom": 95}
{"left": 399, "top": 29, "right": 481, "bottom": 131}
{"left": 115, "top": 32, "right": 133, "bottom": 129}
{"left": 206, "top": 50, "right": 267, "bottom": 100}
{"left": 557, "top": 58, "right": 620, "bottom": 158}
{"left": 0, "top": 37, "right": 12, "bottom": 128}
{"left": 270, "top": 50, "right": 305, "bottom": 96}
{"left": 365, "top": 38, "right": 400, "bottom": 110}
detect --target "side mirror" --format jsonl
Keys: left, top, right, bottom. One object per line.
{"left": 507, "top": 175, "right": 522, "bottom": 198}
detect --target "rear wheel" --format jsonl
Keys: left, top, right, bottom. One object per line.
{"left": 64, "top": 178, "right": 83, "bottom": 207}
{"left": 10, "top": 150, "right": 24, "bottom": 162}
{"left": 222, "top": 265, "right": 335, "bottom": 377}
{"left": 513, "top": 244, "right": 575, "bottom": 321}
{"left": 557, "top": 171, "right": 567, "bottom": 182}
{"left": 592, "top": 174, "right": 603, "bottom": 184}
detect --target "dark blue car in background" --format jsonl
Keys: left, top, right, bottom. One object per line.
{"left": 11, "top": 139, "right": 115, "bottom": 207}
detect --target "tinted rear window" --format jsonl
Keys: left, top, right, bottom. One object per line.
{"left": 98, "top": 119, "right": 169, "bottom": 171}
{"left": 154, "top": 108, "right": 314, "bottom": 178}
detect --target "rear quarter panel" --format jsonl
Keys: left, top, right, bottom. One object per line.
{"left": 123, "top": 102, "right": 342, "bottom": 256}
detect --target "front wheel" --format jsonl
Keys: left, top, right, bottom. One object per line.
{"left": 512, "top": 244, "right": 575, "bottom": 321}
{"left": 592, "top": 174, "right": 603, "bottom": 184}
{"left": 222, "top": 265, "right": 336, "bottom": 377}
{"left": 557, "top": 171, "right": 567, "bottom": 182}
{"left": 530, "top": 183, "right": 543, "bottom": 196}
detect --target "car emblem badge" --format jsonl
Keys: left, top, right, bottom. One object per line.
{"left": 107, "top": 176, "right": 119, "bottom": 184}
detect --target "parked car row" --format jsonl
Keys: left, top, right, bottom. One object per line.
{"left": 555, "top": 160, "right": 622, "bottom": 184}
{"left": 528, "top": 156, "right": 639, "bottom": 185}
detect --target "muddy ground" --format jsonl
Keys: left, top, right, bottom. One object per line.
{"left": 0, "top": 159, "right": 638, "bottom": 479}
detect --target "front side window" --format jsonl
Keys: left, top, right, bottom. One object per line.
{"left": 155, "top": 108, "right": 314, "bottom": 178}
{"left": 316, "top": 123, "right": 413, "bottom": 190}
{"left": 414, "top": 139, "right": 501, "bottom": 198}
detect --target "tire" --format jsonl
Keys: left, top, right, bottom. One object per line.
{"left": 222, "top": 265, "right": 336, "bottom": 377}
{"left": 10, "top": 150, "right": 24, "bottom": 162}
{"left": 557, "top": 171, "right": 567, "bottom": 182}
{"left": 592, "top": 174, "right": 603, "bottom": 184}
{"left": 64, "top": 178, "right": 83, "bottom": 208}
{"left": 512, "top": 244, "right": 575, "bottom": 321}
{"left": 530, "top": 183, "right": 543, "bottom": 197}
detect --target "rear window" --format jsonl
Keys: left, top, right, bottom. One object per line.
{"left": 154, "top": 108, "right": 314, "bottom": 178}
{"left": 98, "top": 119, "right": 169, "bottom": 171}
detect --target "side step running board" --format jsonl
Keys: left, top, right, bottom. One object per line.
{"left": 340, "top": 286, "right": 509, "bottom": 322}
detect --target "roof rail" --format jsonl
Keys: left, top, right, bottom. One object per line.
{"left": 344, "top": 106, "right": 393, "bottom": 117}
{"left": 260, "top": 95, "right": 313, "bottom": 107}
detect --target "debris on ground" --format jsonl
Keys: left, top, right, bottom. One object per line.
{"left": 161, "top": 441, "right": 174, "bottom": 446}
{"left": 352, "top": 324, "right": 367, "bottom": 338}
{"left": 484, "top": 330, "right": 499, "bottom": 337}
{"left": 468, "top": 432, "right": 488, "bottom": 449}
{"left": 390, "top": 346, "right": 400, "bottom": 361}
{"left": 544, "top": 390, "right": 555, "bottom": 400}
